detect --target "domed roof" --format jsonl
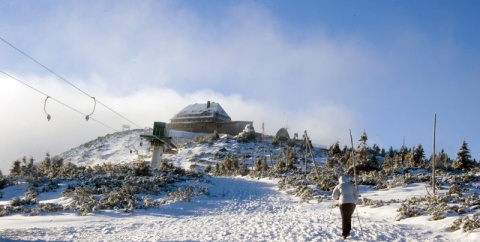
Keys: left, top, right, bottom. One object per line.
{"left": 275, "top": 128, "right": 290, "bottom": 140}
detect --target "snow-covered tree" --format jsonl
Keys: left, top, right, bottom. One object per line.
{"left": 0, "top": 169, "right": 9, "bottom": 189}
{"left": 381, "top": 154, "right": 393, "bottom": 174}
{"left": 356, "top": 131, "right": 368, "bottom": 166}
{"left": 10, "top": 160, "right": 21, "bottom": 177}
{"left": 399, "top": 146, "right": 409, "bottom": 167}
{"left": 437, "top": 149, "right": 451, "bottom": 170}
{"left": 329, "top": 142, "right": 342, "bottom": 157}
{"left": 393, "top": 153, "right": 403, "bottom": 170}
{"left": 388, "top": 146, "right": 395, "bottom": 158}
{"left": 452, "top": 140, "right": 475, "bottom": 171}
{"left": 25, "top": 157, "right": 35, "bottom": 175}
{"left": 428, "top": 149, "right": 451, "bottom": 171}
{"left": 51, "top": 157, "right": 64, "bottom": 175}
{"left": 348, "top": 131, "right": 379, "bottom": 173}
{"left": 405, "top": 145, "right": 426, "bottom": 169}
{"left": 405, "top": 149, "right": 414, "bottom": 168}
{"left": 38, "top": 153, "right": 52, "bottom": 176}
{"left": 413, "top": 144, "right": 426, "bottom": 168}
{"left": 326, "top": 142, "right": 342, "bottom": 169}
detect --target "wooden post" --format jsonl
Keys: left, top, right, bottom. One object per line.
{"left": 432, "top": 113, "right": 437, "bottom": 195}
{"left": 304, "top": 150, "right": 308, "bottom": 176}
{"left": 304, "top": 131, "right": 321, "bottom": 180}
{"left": 350, "top": 129, "right": 358, "bottom": 190}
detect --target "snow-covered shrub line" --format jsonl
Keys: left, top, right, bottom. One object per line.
{"left": 395, "top": 193, "right": 480, "bottom": 222}
{"left": 1, "top": 162, "right": 210, "bottom": 217}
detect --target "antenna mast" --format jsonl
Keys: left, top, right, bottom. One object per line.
{"left": 432, "top": 114, "right": 437, "bottom": 195}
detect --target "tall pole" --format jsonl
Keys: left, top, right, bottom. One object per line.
{"left": 432, "top": 113, "right": 437, "bottom": 195}
{"left": 349, "top": 129, "right": 358, "bottom": 190}
{"left": 304, "top": 131, "right": 320, "bottom": 180}
{"left": 350, "top": 129, "right": 365, "bottom": 240}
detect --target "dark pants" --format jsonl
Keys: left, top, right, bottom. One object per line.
{"left": 339, "top": 203, "right": 356, "bottom": 238}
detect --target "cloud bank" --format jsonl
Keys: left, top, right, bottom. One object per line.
{"left": 0, "top": 71, "right": 357, "bottom": 173}
{"left": 3, "top": 1, "right": 479, "bottom": 173}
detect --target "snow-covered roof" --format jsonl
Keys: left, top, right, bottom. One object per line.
{"left": 171, "top": 101, "right": 231, "bottom": 122}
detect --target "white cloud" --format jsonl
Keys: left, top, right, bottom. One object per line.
{"left": 0, "top": 1, "right": 378, "bottom": 173}
{"left": 3, "top": 1, "right": 381, "bottom": 99}
{"left": 0, "top": 71, "right": 359, "bottom": 173}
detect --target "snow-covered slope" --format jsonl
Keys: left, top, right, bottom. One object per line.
{"left": 1, "top": 176, "right": 478, "bottom": 241}
{"left": 56, "top": 129, "right": 325, "bottom": 171}
{"left": 56, "top": 129, "right": 150, "bottom": 167}
{"left": 1, "top": 130, "right": 479, "bottom": 241}
{"left": 55, "top": 129, "right": 223, "bottom": 168}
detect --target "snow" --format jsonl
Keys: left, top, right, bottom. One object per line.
{"left": 172, "top": 102, "right": 231, "bottom": 122}
{"left": 57, "top": 129, "right": 151, "bottom": 166}
{"left": 1, "top": 130, "right": 479, "bottom": 241}
{"left": 1, "top": 176, "right": 476, "bottom": 241}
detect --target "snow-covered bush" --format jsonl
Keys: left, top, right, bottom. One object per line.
{"left": 431, "top": 210, "right": 447, "bottom": 221}
{"left": 277, "top": 174, "right": 328, "bottom": 202}
{"left": 133, "top": 161, "right": 151, "bottom": 176}
{"left": 221, "top": 154, "right": 240, "bottom": 175}
{"left": 9, "top": 188, "right": 38, "bottom": 207}
{"left": 356, "top": 171, "right": 388, "bottom": 189}
{"left": 403, "top": 172, "right": 431, "bottom": 184}
{"left": 0, "top": 162, "right": 197, "bottom": 216}
{"left": 40, "top": 180, "right": 60, "bottom": 193}
{"left": 167, "top": 186, "right": 209, "bottom": 202}
{"left": 38, "top": 203, "right": 64, "bottom": 213}
{"left": 254, "top": 156, "right": 268, "bottom": 172}
{"left": 395, "top": 191, "right": 480, "bottom": 222}
{"left": 315, "top": 174, "right": 338, "bottom": 192}
{"left": 24, "top": 187, "right": 39, "bottom": 201}
{"left": 142, "top": 195, "right": 164, "bottom": 208}
{"left": 358, "top": 197, "right": 400, "bottom": 208}
{"left": 29, "top": 208, "right": 40, "bottom": 216}
{"left": 204, "top": 164, "right": 213, "bottom": 174}
{"left": 450, "top": 212, "right": 480, "bottom": 232}
{"left": 0, "top": 205, "right": 14, "bottom": 217}
{"left": 193, "top": 135, "right": 212, "bottom": 144}
{"left": 396, "top": 202, "right": 424, "bottom": 221}
{"left": 443, "top": 172, "right": 480, "bottom": 185}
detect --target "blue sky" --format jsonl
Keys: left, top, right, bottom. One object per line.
{"left": 1, "top": 0, "right": 479, "bottom": 173}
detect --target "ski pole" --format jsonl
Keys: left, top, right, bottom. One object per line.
{"left": 355, "top": 206, "right": 366, "bottom": 241}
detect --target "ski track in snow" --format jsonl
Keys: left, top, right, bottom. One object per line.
{"left": 0, "top": 176, "right": 451, "bottom": 242}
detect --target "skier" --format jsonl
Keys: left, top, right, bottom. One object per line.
{"left": 332, "top": 175, "right": 359, "bottom": 239}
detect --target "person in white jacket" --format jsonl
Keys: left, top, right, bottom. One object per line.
{"left": 332, "top": 175, "right": 359, "bottom": 239}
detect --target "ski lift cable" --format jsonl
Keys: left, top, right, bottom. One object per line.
{"left": 0, "top": 37, "right": 142, "bottom": 129}
{"left": 1, "top": 70, "right": 49, "bottom": 96}
{"left": 1, "top": 70, "right": 118, "bottom": 132}
{"left": 0, "top": 37, "right": 91, "bottom": 97}
{"left": 96, "top": 99, "right": 142, "bottom": 129}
